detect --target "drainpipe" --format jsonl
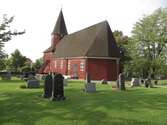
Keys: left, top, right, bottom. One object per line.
{"left": 65, "top": 58, "right": 68, "bottom": 75}
{"left": 84, "top": 57, "right": 88, "bottom": 80}
{"left": 116, "top": 59, "right": 120, "bottom": 80}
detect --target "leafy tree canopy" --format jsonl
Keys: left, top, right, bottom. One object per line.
{"left": 113, "top": 30, "right": 131, "bottom": 72}
{"left": 0, "top": 15, "right": 25, "bottom": 58}
{"left": 10, "top": 49, "right": 27, "bottom": 72}
{"left": 32, "top": 58, "right": 43, "bottom": 72}
{"left": 128, "top": 8, "right": 167, "bottom": 78}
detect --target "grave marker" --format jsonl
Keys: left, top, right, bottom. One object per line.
{"left": 43, "top": 73, "right": 53, "bottom": 98}
{"left": 51, "top": 74, "right": 65, "bottom": 101}
{"left": 118, "top": 73, "right": 126, "bottom": 90}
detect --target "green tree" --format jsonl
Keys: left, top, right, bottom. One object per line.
{"left": 10, "top": 49, "right": 27, "bottom": 72}
{"left": 113, "top": 30, "right": 131, "bottom": 73}
{"left": 0, "top": 58, "right": 7, "bottom": 70}
{"left": 0, "top": 55, "right": 11, "bottom": 71}
{"left": 21, "top": 65, "right": 32, "bottom": 73}
{"left": 32, "top": 58, "right": 43, "bottom": 72}
{"left": 129, "top": 8, "right": 167, "bottom": 79}
{"left": 113, "top": 30, "right": 128, "bottom": 44}
{"left": 0, "top": 15, "right": 25, "bottom": 58}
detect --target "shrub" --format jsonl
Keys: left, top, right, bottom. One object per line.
{"left": 20, "top": 84, "right": 27, "bottom": 89}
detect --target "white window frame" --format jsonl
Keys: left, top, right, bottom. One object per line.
{"left": 54, "top": 61, "right": 57, "bottom": 68}
{"left": 80, "top": 60, "right": 85, "bottom": 71}
{"left": 68, "top": 60, "right": 71, "bottom": 70}
{"left": 60, "top": 60, "right": 63, "bottom": 69}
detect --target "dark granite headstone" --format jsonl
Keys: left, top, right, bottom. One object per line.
{"left": 141, "top": 79, "right": 144, "bottom": 84}
{"left": 27, "top": 79, "right": 40, "bottom": 88}
{"left": 100, "top": 79, "right": 108, "bottom": 84}
{"left": 51, "top": 74, "right": 65, "bottom": 101}
{"left": 118, "top": 73, "right": 126, "bottom": 90}
{"left": 154, "top": 80, "right": 158, "bottom": 85}
{"left": 43, "top": 74, "right": 53, "bottom": 98}
{"left": 22, "top": 72, "right": 29, "bottom": 81}
{"left": 144, "top": 79, "right": 149, "bottom": 88}
{"left": 144, "top": 78, "right": 153, "bottom": 88}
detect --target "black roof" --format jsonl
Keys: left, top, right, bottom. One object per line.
{"left": 52, "top": 9, "right": 68, "bottom": 36}
{"left": 43, "top": 46, "right": 55, "bottom": 53}
{"left": 54, "top": 21, "right": 120, "bottom": 58}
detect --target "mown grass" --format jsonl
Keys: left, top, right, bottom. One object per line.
{"left": 0, "top": 78, "right": 167, "bottom": 125}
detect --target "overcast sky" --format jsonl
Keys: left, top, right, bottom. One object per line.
{"left": 0, "top": 0, "right": 167, "bottom": 61}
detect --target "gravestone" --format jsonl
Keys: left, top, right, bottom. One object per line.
{"left": 43, "top": 73, "right": 53, "bottom": 98}
{"left": 118, "top": 73, "right": 126, "bottom": 90}
{"left": 63, "top": 78, "right": 68, "bottom": 86}
{"left": 150, "top": 81, "right": 154, "bottom": 88}
{"left": 84, "top": 73, "right": 96, "bottom": 92}
{"left": 116, "top": 79, "right": 119, "bottom": 88}
{"left": 35, "top": 74, "right": 43, "bottom": 81}
{"left": 51, "top": 74, "right": 65, "bottom": 101}
{"left": 27, "top": 79, "right": 40, "bottom": 88}
{"left": 131, "top": 78, "right": 140, "bottom": 87}
{"left": 112, "top": 84, "right": 118, "bottom": 91}
{"left": 41, "top": 75, "right": 46, "bottom": 80}
{"left": 100, "top": 79, "right": 108, "bottom": 84}
{"left": 144, "top": 78, "right": 153, "bottom": 88}
{"left": 28, "top": 74, "right": 34, "bottom": 79}
{"left": 23, "top": 72, "right": 29, "bottom": 81}
{"left": 85, "top": 83, "right": 96, "bottom": 92}
{"left": 154, "top": 80, "right": 158, "bottom": 85}
{"left": 141, "top": 79, "right": 144, "bottom": 84}
{"left": 1, "top": 72, "right": 11, "bottom": 80}
{"left": 144, "top": 79, "right": 149, "bottom": 88}
{"left": 63, "top": 75, "right": 70, "bottom": 86}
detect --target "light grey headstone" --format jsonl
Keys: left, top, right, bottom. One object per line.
{"left": 84, "top": 73, "right": 96, "bottom": 92}
{"left": 131, "top": 78, "right": 140, "bottom": 87}
{"left": 85, "top": 83, "right": 96, "bottom": 92}
{"left": 63, "top": 78, "right": 68, "bottom": 86}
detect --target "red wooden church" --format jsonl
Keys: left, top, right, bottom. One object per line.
{"left": 39, "top": 10, "right": 120, "bottom": 81}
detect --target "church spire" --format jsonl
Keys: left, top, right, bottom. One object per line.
{"left": 52, "top": 9, "right": 68, "bottom": 37}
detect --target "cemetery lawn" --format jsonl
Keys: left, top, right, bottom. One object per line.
{"left": 1, "top": 78, "right": 167, "bottom": 125}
